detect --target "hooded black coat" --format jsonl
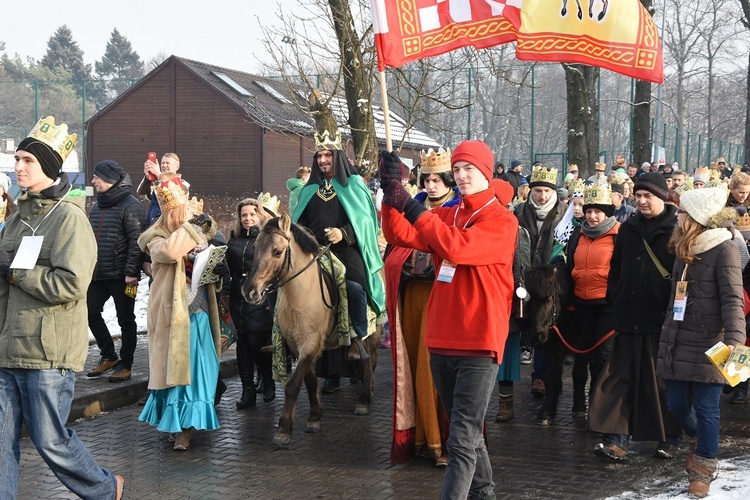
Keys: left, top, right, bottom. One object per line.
{"left": 88, "top": 174, "right": 146, "bottom": 280}
{"left": 607, "top": 204, "right": 678, "bottom": 334}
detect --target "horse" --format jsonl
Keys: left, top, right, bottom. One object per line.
{"left": 242, "top": 213, "right": 380, "bottom": 447}
{"left": 524, "top": 263, "right": 573, "bottom": 345}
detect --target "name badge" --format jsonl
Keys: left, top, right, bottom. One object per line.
{"left": 673, "top": 280, "right": 688, "bottom": 321}
{"left": 10, "top": 235, "right": 45, "bottom": 270}
{"left": 437, "top": 260, "right": 457, "bottom": 283}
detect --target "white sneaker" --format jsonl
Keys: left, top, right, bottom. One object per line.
{"left": 520, "top": 349, "right": 532, "bottom": 365}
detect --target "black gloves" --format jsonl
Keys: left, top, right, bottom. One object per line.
{"left": 0, "top": 250, "right": 11, "bottom": 282}
{"left": 378, "top": 150, "right": 405, "bottom": 190}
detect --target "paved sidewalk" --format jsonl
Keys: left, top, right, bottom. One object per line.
{"left": 15, "top": 340, "right": 750, "bottom": 499}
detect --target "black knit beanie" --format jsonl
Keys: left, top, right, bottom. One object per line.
{"left": 94, "top": 160, "right": 124, "bottom": 184}
{"left": 17, "top": 138, "right": 63, "bottom": 180}
{"left": 633, "top": 172, "right": 669, "bottom": 201}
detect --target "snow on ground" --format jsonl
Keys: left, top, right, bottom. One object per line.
{"left": 90, "top": 276, "right": 150, "bottom": 342}
{"left": 608, "top": 455, "right": 750, "bottom": 499}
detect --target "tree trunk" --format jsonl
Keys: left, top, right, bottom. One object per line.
{"left": 564, "top": 64, "right": 599, "bottom": 179}
{"left": 328, "top": 0, "right": 377, "bottom": 175}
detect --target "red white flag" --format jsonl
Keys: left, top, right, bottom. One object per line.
{"left": 371, "top": 0, "right": 663, "bottom": 83}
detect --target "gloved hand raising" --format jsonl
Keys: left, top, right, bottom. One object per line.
{"left": 378, "top": 150, "right": 406, "bottom": 190}
{"left": 382, "top": 181, "right": 412, "bottom": 213}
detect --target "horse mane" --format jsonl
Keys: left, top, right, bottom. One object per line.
{"left": 264, "top": 217, "right": 321, "bottom": 255}
{"left": 525, "top": 263, "right": 573, "bottom": 309}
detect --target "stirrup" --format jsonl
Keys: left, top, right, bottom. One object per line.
{"left": 351, "top": 337, "right": 370, "bottom": 362}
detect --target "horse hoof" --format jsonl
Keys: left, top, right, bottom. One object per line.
{"left": 305, "top": 422, "right": 321, "bottom": 433}
{"left": 272, "top": 434, "right": 291, "bottom": 447}
{"left": 354, "top": 405, "right": 369, "bottom": 416}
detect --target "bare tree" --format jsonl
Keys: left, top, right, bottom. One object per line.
{"left": 740, "top": 0, "right": 750, "bottom": 164}
{"left": 632, "top": 0, "right": 656, "bottom": 166}
{"left": 564, "top": 64, "right": 599, "bottom": 176}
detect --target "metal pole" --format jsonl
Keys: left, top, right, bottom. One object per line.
{"left": 82, "top": 80, "right": 86, "bottom": 172}
{"left": 629, "top": 78, "right": 634, "bottom": 160}
{"left": 662, "top": 122, "right": 667, "bottom": 151}
{"left": 530, "top": 65, "right": 535, "bottom": 166}
{"left": 650, "top": 117, "right": 655, "bottom": 159}
{"left": 707, "top": 137, "right": 712, "bottom": 165}
{"left": 467, "top": 66, "right": 472, "bottom": 140}
{"left": 698, "top": 134, "right": 703, "bottom": 167}
{"left": 653, "top": 0, "right": 668, "bottom": 151}
{"left": 685, "top": 131, "right": 691, "bottom": 168}
{"left": 673, "top": 126, "right": 678, "bottom": 164}
{"left": 34, "top": 81, "right": 39, "bottom": 122}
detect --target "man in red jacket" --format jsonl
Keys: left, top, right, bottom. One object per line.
{"left": 379, "top": 140, "right": 516, "bottom": 500}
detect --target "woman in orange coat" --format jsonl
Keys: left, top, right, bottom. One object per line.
{"left": 565, "top": 183, "right": 620, "bottom": 416}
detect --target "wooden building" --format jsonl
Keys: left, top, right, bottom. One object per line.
{"left": 85, "top": 56, "right": 440, "bottom": 201}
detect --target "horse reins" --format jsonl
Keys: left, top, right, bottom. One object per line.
{"left": 262, "top": 229, "right": 332, "bottom": 295}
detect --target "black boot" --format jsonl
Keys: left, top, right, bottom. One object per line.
{"left": 730, "top": 380, "right": 748, "bottom": 404}
{"left": 214, "top": 376, "right": 227, "bottom": 406}
{"left": 262, "top": 370, "right": 276, "bottom": 403}
{"left": 236, "top": 385, "right": 257, "bottom": 409}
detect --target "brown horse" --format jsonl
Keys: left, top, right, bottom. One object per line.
{"left": 242, "top": 213, "right": 380, "bottom": 447}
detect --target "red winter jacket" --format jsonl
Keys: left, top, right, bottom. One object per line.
{"left": 382, "top": 188, "right": 517, "bottom": 362}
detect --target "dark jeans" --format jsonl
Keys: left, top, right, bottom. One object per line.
{"left": 665, "top": 380, "right": 723, "bottom": 459}
{"left": 573, "top": 303, "right": 615, "bottom": 405}
{"left": 87, "top": 279, "right": 137, "bottom": 369}
{"left": 345, "top": 279, "right": 368, "bottom": 337}
{"left": 430, "top": 354, "right": 499, "bottom": 500}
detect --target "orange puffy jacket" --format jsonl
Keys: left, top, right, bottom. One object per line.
{"left": 570, "top": 222, "right": 620, "bottom": 301}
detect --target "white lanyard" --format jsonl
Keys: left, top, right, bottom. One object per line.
{"left": 19, "top": 185, "right": 72, "bottom": 236}
{"left": 452, "top": 198, "right": 496, "bottom": 229}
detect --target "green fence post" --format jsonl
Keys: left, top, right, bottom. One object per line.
{"left": 81, "top": 80, "right": 86, "bottom": 173}
{"left": 34, "top": 80, "right": 39, "bottom": 122}
{"left": 530, "top": 65, "right": 535, "bottom": 166}
{"left": 697, "top": 134, "right": 702, "bottom": 167}
{"left": 707, "top": 137, "right": 712, "bottom": 165}
{"left": 629, "top": 79, "right": 634, "bottom": 159}
{"left": 467, "top": 66, "right": 472, "bottom": 140}
{"left": 685, "top": 131, "right": 691, "bottom": 168}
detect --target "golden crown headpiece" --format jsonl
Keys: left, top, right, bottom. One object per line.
{"left": 154, "top": 173, "right": 189, "bottom": 211}
{"left": 188, "top": 196, "right": 204, "bottom": 215}
{"left": 315, "top": 129, "right": 343, "bottom": 151}
{"left": 0, "top": 202, "right": 6, "bottom": 224}
{"left": 584, "top": 182, "right": 612, "bottom": 206}
{"left": 705, "top": 178, "right": 728, "bottom": 190}
{"left": 736, "top": 211, "right": 750, "bottom": 233}
{"left": 594, "top": 162, "right": 607, "bottom": 172}
{"left": 716, "top": 157, "right": 726, "bottom": 164}
{"left": 567, "top": 179, "right": 585, "bottom": 195}
{"left": 530, "top": 165, "right": 558, "bottom": 186}
{"left": 27, "top": 116, "right": 77, "bottom": 163}
{"left": 674, "top": 183, "right": 691, "bottom": 195}
{"left": 257, "top": 192, "right": 280, "bottom": 217}
{"left": 567, "top": 163, "right": 578, "bottom": 173}
{"left": 693, "top": 166, "right": 711, "bottom": 183}
{"left": 419, "top": 147, "right": 452, "bottom": 174}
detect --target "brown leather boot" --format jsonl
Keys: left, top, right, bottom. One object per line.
{"left": 685, "top": 454, "right": 717, "bottom": 498}
{"left": 173, "top": 428, "right": 191, "bottom": 451}
{"left": 496, "top": 393, "right": 514, "bottom": 422}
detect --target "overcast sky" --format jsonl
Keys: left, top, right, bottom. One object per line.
{"left": 1, "top": 0, "right": 303, "bottom": 74}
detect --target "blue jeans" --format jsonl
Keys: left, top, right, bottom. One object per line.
{"left": 345, "top": 279, "right": 368, "bottom": 337}
{"left": 0, "top": 368, "right": 117, "bottom": 499}
{"left": 665, "top": 379, "right": 723, "bottom": 459}
{"left": 430, "top": 354, "right": 499, "bottom": 500}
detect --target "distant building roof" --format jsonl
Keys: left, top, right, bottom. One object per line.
{"left": 177, "top": 57, "right": 440, "bottom": 151}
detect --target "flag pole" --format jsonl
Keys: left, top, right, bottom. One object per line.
{"left": 378, "top": 70, "right": 393, "bottom": 152}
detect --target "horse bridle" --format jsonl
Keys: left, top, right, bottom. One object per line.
{"left": 261, "top": 229, "right": 332, "bottom": 295}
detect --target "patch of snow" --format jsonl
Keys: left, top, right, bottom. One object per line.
{"left": 89, "top": 277, "right": 150, "bottom": 342}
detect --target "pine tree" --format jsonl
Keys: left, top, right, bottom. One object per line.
{"left": 91, "top": 28, "right": 144, "bottom": 108}
{"left": 40, "top": 25, "right": 91, "bottom": 98}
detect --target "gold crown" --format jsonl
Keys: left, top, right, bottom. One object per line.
{"left": 595, "top": 162, "right": 607, "bottom": 171}
{"left": 28, "top": 116, "right": 77, "bottom": 163}
{"left": 420, "top": 147, "right": 451, "bottom": 174}
{"left": 567, "top": 163, "right": 578, "bottom": 173}
{"left": 257, "top": 192, "right": 280, "bottom": 216}
{"left": 530, "top": 165, "right": 558, "bottom": 186}
{"left": 584, "top": 183, "right": 612, "bottom": 206}
{"left": 188, "top": 196, "right": 204, "bottom": 215}
{"left": 154, "top": 173, "right": 189, "bottom": 211}
{"left": 674, "top": 183, "right": 692, "bottom": 195}
{"left": 716, "top": 157, "right": 726, "bottom": 164}
{"left": 567, "top": 179, "right": 585, "bottom": 194}
{"left": 0, "top": 202, "right": 6, "bottom": 224}
{"left": 736, "top": 212, "right": 750, "bottom": 232}
{"left": 705, "top": 179, "right": 728, "bottom": 190}
{"left": 693, "top": 166, "right": 711, "bottom": 183}
{"left": 315, "top": 129, "right": 343, "bottom": 151}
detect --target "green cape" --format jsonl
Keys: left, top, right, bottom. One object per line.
{"left": 292, "top": 175, "right": 385, "bottom": 315}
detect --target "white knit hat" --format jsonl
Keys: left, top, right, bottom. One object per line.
{"left": 680, "top": 187, "right": 729, "bottom": 226}
{"left": 0, "top": 172, "right": 10, "bottom": 193}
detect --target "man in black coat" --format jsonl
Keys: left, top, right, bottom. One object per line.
{"left": 501, "top": 159, "right": 525, "bottom": 197}
{"left": 589, "top": 172, "right": 682, "bottom": 462}
{"left": 86, "top": 160, "right": 146, "bottom": 382}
